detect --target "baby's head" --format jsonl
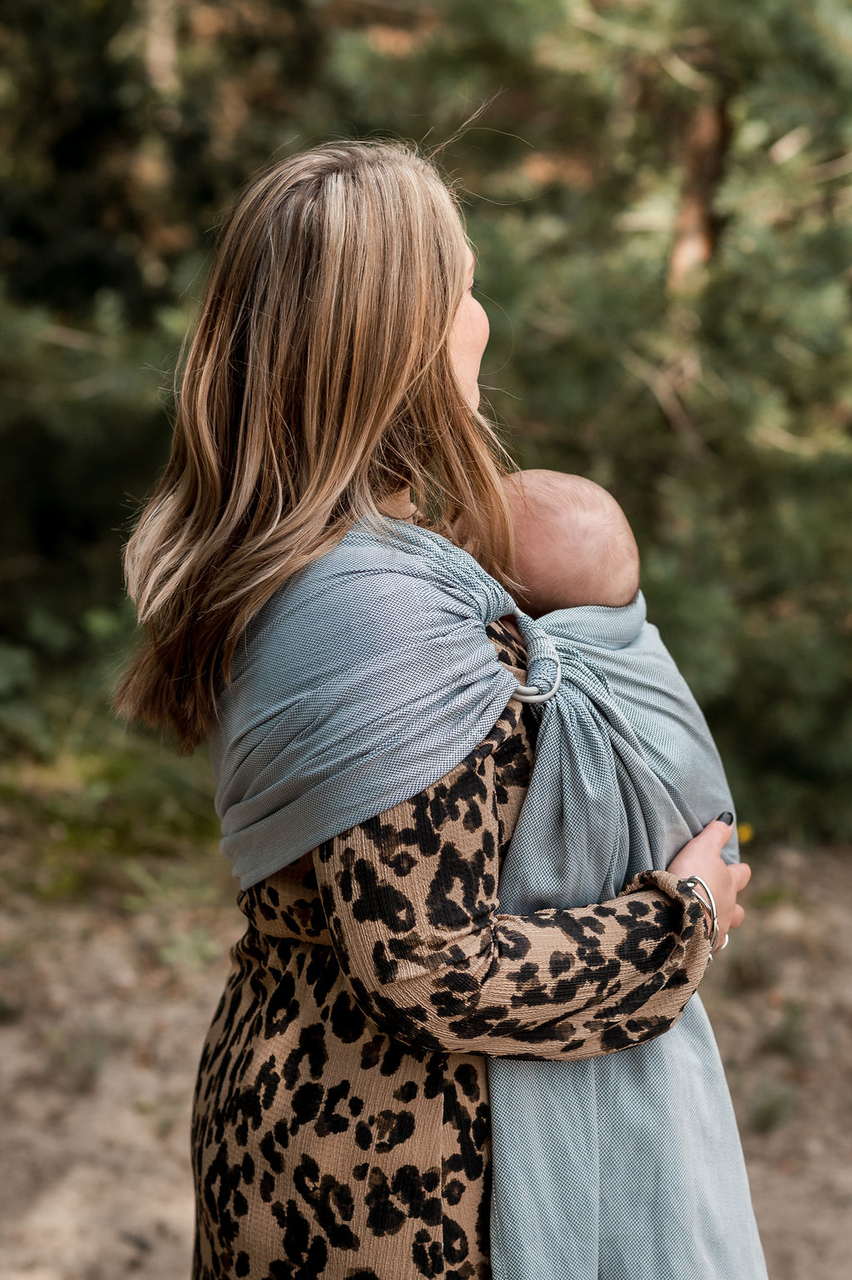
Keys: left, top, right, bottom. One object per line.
{"left": 505, "top": 470, "right": 640, "bottom": 617}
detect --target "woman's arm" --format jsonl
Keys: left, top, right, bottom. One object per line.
{"left": 312, "top": 703, "right": 711, "bottom": 1061}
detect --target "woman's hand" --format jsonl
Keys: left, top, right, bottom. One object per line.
{"left": 667, "top": 815, "right": 751, "bottom": 951}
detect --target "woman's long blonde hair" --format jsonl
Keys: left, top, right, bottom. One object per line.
{"left": 114, "top": 140, "right": 518, "bottom": 753}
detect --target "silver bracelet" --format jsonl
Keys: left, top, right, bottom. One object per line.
{"left": 682, "top": 874, "right": 720, "bottom": 953}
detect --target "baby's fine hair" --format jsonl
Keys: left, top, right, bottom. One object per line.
{"left": 506, "top": 470, "right": 640, "bottom": 615}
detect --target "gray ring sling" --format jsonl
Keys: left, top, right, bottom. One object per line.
{"left": 209, "top": 517, "right": 768, "bottom": 1279}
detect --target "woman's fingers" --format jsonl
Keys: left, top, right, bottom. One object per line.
{"left": 726, "top": 868, "right": 750, "bottom": 939}
{"left": 666, "top": 814, "right": 757, "bottom": 952}
{"left": 666, "top": 817, "right": 735, "bottom": 880}
{"left": 728, "top": 903, "right": 746, "bottom": 931}
{"left": 713, "top": 902, "right": 745, "bottom": 954}
{"left": 731, "top": 861, "right": 752, "bottom": 892}
{"left": 684, "top": 813, "right": 736, "bottom": 859}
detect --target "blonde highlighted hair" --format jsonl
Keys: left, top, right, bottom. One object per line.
{"left": 114, "top": 140, "right": 518, "bottom": 752}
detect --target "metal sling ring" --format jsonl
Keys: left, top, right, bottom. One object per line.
{"left": 513, "top": 653, "right": 562, "bottom": 704}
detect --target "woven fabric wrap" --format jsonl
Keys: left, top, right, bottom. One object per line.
{"left": 208, "top": 518, "right": 767, "bottom": 1279}
{"left": 487, "top": 603, "right": 767, "bottom": 1280}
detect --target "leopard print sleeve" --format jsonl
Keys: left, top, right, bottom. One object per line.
{"left": 312, "top": 694, "right": 711, "bottom": 1062}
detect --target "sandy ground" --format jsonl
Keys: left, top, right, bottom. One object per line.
{"left": 1, "top": 844, "right": 851, "bottom": 1280}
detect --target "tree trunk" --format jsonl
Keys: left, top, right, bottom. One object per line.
{"left": 668, "top": 98, "right": 731, "bottom": 293}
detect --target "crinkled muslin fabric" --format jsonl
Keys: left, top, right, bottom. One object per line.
{"left": 208, "top": 517, "right": 767, "bottom": 1280}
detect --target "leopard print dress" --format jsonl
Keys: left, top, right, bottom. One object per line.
{"left": 191, "top": 620, "right": 711, "bottom": 1280}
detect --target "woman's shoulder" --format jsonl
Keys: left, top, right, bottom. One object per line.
{"left": 237, "top": 529, "right": 527, "bottom": 699}
{"left": 243, "top": 527, "right": 455, "bottom": 650}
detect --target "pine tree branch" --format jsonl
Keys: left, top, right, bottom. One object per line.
{"left": 619, "top": 349, "right": 705, "bottom": 455}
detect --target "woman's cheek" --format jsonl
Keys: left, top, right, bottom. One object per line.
{"left": 476, "top": 299, "right": 490, "bottom": 352}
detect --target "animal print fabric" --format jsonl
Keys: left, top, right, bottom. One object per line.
{"left": 191, "top": 621, "right": 711, "bottom": 1280}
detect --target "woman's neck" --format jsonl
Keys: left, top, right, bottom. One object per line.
{"left": 378, "top": 488, "right": 417, "bottom": 522}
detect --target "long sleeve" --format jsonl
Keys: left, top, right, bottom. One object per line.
{"left": 312, "top": 697, "right": 711, "bottom": 1061}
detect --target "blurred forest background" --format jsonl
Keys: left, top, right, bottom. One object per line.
{"left": 2, "top": 0, "right": 852, "bottom": 875}
{"left": 2, "top": 3, "right": 852, "bottom": 1278}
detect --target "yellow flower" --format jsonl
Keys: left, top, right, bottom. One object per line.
{"left": 737, "top": 821, "right": 755, "bottom": 844}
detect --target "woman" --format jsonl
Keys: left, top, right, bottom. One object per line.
{"left": 115, "top": 141, "right": 751, "bottom": 1280}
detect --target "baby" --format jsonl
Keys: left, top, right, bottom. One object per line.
{"left": 505, "top": 469, "right": 640, "bottom": 615}
{"left": 502, "top": 467, "right": 739, "bottom": 871}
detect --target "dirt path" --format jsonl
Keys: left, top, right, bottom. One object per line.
{"left": 700, "top": 846, "right": 852, "bottom": 1280}
{"left": 1, "top": 845, "right": 850, "bottom": 1279}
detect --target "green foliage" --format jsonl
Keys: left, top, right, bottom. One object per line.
{"left": 2, "top": 0, "right": 852, "bottom": 842}
{"left": 0, "top": 657, "right": 220, "bottom": 899}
